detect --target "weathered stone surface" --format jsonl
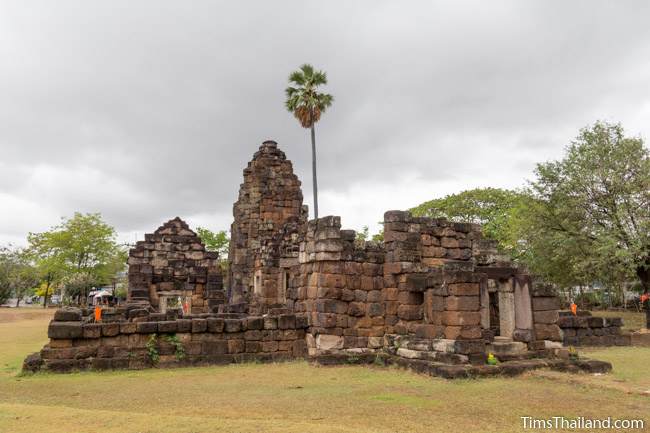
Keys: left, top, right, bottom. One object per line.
{"left": 442, "top": 311, "right": 481, "bottom": 326}
{"left": 278, "top": 314, "right": 296, "bottom": 329}
{"left": 246, "top": 317, "right": 264, "bottom": 330}
{"left": 191, "top": 319, "right": 207, "bottom": 333}
{"left": 447, "top": 283, "right": 479, "bottom": 296}
{"left": 532, "top": 297, "right": 560, "bottom": 311}
{"left": 224, "top": 319, "right": 242, "bottom": 333}
{"left": 207, "top": 318, "right": 225, "bottom": 333}
{"left": 82, "top": 324, "right": 102, "bottom": 339}
{"left": 119, "top": 322, "right": 137, "bottom": 334}
{"left": 48, "top": 321, "right": 83, "bottom": 339}
{"left": 23, "top": 352, "right": 43, "bottom": 372}
{"left": 176, "top": 319, "right": 192, "bottom": 333}
{"left": 101, "top": 323, "right": 120, "bottom": 337}
{"left": 53, "top": 307, "right": 82, "bottom": 322}
{"left": 534, "top": 324, "right": 562, "bottom": 341}
{"left": 315, "top": 334, "right": 344, "bottom": 350}
{"left": 126, "top": 217, "right": 224, "bottom": 314}
{"left": 137, "top": 322, "right": 158, "bottom": 334}
{"left": 534, "top": 310, "right": 559, "bottom": 324}
{"left": 229, "top": 141, "right": 307, "bottom": 306}
{"left": 158, "top": 321, "right": 178, "bottom": 333}
{"left": 445, "top": 296, "right": 479, "bottom": 311}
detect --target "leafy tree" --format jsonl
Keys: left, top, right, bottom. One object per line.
{"left": 525, "top": 121, "right": 650, "bottom": 319}
{"left": 8, "top": 250, "right": 39, "bottom": 307}
{"left": 0, "top": 247, "right": 14, "bottom": 304}
{"left": 61, "top": 272, "right": 97, "bottom": 304}
{"left": 411, "top": 187, "right": 527, "bottom": 254}
{"left": 355, "top": 226, "right": 370, "bottom": 242}
{"left": 27, "top": 212, "right": 126, "bottom": 307}
{"left": 371, "top": 231, "right": 384, "bottom": 242}
{"left": 409, "top": 123, "right": 650, "bottom": 320}
{"left": 285, "top": 64, "right": 334, "bottom": 219}
{"left": 0, "top": 247, "right": 39, "bottom": 307}
{"left": 196, "top": 227, "right": 229, "bottom": 257}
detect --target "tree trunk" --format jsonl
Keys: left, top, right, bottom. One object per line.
{"left": 310, "top": 123, "right": 319, "bottom": 219}
{"left": 43, "top": 278, "right": 50, "bottom": 309}
{"left": 578, "top": 285, "right": 584, "bottom": 310}
{"left": 638, "top": 264, "right": 650, "bottom": 328}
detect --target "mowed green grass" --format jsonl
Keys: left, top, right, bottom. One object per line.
{"left": 0, "top": 308, "right": 649, "bottom": 433}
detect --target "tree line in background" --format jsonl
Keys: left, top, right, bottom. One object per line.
{"left": 2, "top": 120, "right": 647, "bottom": 313}
{"left": 0, "top": 213, "right": 231, "bottom": 308}
{"left": 410, "top": 121, "right": 650, "bottom": 310}
{"left": 0, "top": 213, "right": 128, "bottom": 307}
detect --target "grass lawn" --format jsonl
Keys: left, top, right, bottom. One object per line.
{"left": 0, "top": 308, "right": 648, "bottom": 433}
{"left": 592, "top": 310, "right": 646, "bottom": 332}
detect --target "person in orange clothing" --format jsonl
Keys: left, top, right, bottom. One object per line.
{"left": 94, "top": 305, "right": 102, "bottom": 322}
{"left": 570, "top": 302, "right": 578, "bottom": 316}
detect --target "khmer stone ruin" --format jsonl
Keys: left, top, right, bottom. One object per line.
{"left": 23, "top": 140, "right": 614, "bottom": 378}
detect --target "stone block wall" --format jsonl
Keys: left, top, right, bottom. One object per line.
{"left": 30, "top": 307, "right": 308, "bottom": 373}
{"left": 127, "top": 217, "right": 224, "bottom": 313}
{"left": 557, "top": 311, "right": 630, "bottom": 346}
{"left": 229, "top": 141, "right": 307, "bottom": 307}
{"left": 531, "top": 283, "right": 562, "bottom": 342}
{"left": 293, "top": 217, "right": 385, "bottom": 353}
{"left": 382, "top": 211, "right": 486, "bottom": 363}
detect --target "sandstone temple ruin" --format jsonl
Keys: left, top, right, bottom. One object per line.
{"left": 24, "top": 141, "right": 614, "bottom": 377}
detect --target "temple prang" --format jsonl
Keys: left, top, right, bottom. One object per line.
{"left": 22, "top": 140, "right": 617, "bottom": 378}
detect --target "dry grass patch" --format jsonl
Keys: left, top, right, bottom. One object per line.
{"left": 1, "top": 309, "right": 648, "bottom": 433}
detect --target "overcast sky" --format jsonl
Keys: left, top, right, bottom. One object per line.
{"left": 1, "top": 1, "right": 650, "bottom": 246}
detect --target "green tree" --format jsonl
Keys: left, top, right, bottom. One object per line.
{"left": 285, "top": 64, "right": 334, "bottom": 219}
{"left": 355, "top": 226, "right": 369, "bottom": 242}
{"left": 196, "top": 227, "right": 229, "bottom": 257}
{"left": 27, "top": 212, "right": 126, "bottom": 307}
{"left": 0, "top": 247, "right": 39, "bottom": 307}
{"left": 525, "top": 122, "right": 650, "bottom": 319}
{"left": 61, "top": 272, "right": 97, "bottom": 304}
{"left": 411, "top": 187, "right": 526, "bottom": 255}
{"left": 0, "top": 247, "right": 15, "bottom": 304}
{"left": 8, "top": 249, "right": 39, "bottom": 307}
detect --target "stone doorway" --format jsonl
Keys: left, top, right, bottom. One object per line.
{"left": 488, "top": 291, "right": 500, "bottom": 335}
{"left": 480, "top": 279, "right": 516, "bottom": 340}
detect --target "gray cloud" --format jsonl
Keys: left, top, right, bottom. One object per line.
{"left": 1, "top": 0, "right": 650, "bottom": 243}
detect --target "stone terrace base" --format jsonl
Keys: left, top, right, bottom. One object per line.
{"left": 557, "top": 310, "right": 631, "bottom": 347}
{"left": 631, "top": 329, "right": 650, "bottom": 346}
{"left": 312, "top": 352, "right": 612, "bottom": 379}
{"left": 23, "top": 310, "right": 309, "bottom": 374}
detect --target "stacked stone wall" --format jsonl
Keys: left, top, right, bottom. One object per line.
{"left": 382, "top": 211, "right": 486, "bottom": 363}
{"left": 229, "top": 141, "right": 307, "bottom": 307}
{"left": 32, "top": 307, "right": 307, "bottom": 372}
{"left": 557, "top": 311, "right": 630, "bottom": 346}
{"left": 294, "top": 217, "right": 385, "bottom": 353}
{"left": 127, "top": 218, "right": 224, "bottom": 313}
{"left": 530, "top": 283, "right": 562, "bottom": 342}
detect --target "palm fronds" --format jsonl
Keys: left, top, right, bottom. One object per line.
{"left": 284, "top": 64, "right": 333, "bottom": 128}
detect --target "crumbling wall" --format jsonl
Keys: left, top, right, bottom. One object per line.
{"left": 293, "top": 217, "right": 385, "bottom": 353}
{"left": 32, "top": 307, "right": 307, "bottom": 372}
{"left": 382, "top": 211, "right": 486, "bottom": 364}
{"left": 557, "top": 311, "right": 630, "bottom": 346}
{"left": 127, "top": 217, "right": 224, "bottom": 314}
{"left": 229, "top": 141, "right": 307, "bottom": 307}
{"left": 530, "top": 283, "right": 563, "bottom": 343}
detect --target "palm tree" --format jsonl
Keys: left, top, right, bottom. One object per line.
{"left": 285, "top": 64, "right": 333, "bottom": 219}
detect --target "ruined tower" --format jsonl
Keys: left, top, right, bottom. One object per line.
{"left": 228, "top": 140, "right": 307, "bottom": 308}
{"left": 127, "top": 217, "right": 224, "bottom": 313}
